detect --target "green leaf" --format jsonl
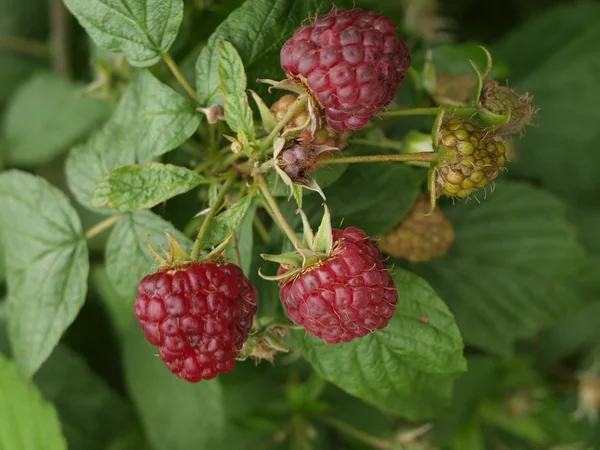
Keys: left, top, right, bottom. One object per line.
{"left": 433, "top": 357, "right": 499, "bottom": 445}
{"left": 0, "top": 170, "right": 89, "bottom": 378}
{"left": 66, "top": 124, "right": 136, "bottom": 215}
{"left": 196, "top": 0, "right": 342, "bottom": 106}
{"left": 106, "top": 422, "right": 154, "bottom": 450}
{"left": 411, "top": 181, "right": 600, "bottom": 355}
{"left": 311, "top": 163, "right": 348, "bottom": 191}
{"left": 0, "top": 353, "right": 67, "bottom": 450}
{"left": 203, "top": 195, "right": 254, "bottom": 249}
{"left": 0, "top": 239, "right": 5, "bottom": 284}
{"left": 110, "top": 70, "right": 201, "bottom": 162}
{"left": 3, "top": 72, "right": 109, "bottom": 165}
{"left": 92, "top": 163, "right": 208, "bottom": 212}
{"left": 91, "top": 267, "right": 135, "bottom": 335}
{"left": 66, "top": 71, "right": 199, "bottom": 214}
{"left": 225, "top": 202, "right": 257, "bottom": 275}
{"left": 124, "top": 324, "right": 226, "bottom": 450}
{"left": 295, "top": 269, "right": 466, "bottom": 419}
{"left": 106, "top": 210, "right": 192, "bottom": 297}
{"left": 304, "top": 161, "right": 424, "bottom": 237}
{"left": 63, "top": 0, "right": 183, "bottom": 67}
{"left": 35, "top": 345, "right": 132, "bottom": 450}
{"left": 218, "top": 41, "right": 254, "bottom": 138}
{"left": 495, "top": 3, "right": 600, "bottom": 200}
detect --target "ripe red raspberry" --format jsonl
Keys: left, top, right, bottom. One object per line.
{"left": 280, "top": 9, "right": 411, "bottom": 132}
{"left": 278, "top": 227, "right": 397, "bottom": 343}
{"left": 134, "top": 263, "right": 258, "bottom": 382}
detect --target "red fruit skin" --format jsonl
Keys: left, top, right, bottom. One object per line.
{"left": 279, "top": 227, "right": 397, "bottom": 343}
{"left": 280, "top": 9, "right": 411, "bottom": 131}
{"left": 134, "top": 263, "right": 258, "bottom": 382}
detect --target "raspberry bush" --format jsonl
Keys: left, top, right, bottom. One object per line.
{"left": 1, "top": 0, "right": 600, "bottom": 449}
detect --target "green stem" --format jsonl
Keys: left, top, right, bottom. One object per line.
{"left": 190, "top": 175, "right": 237, "bottom": 260}
{"left": 351, "top": 138, "right": 404, "bottom": 152}
{"left": 84, "top": 214, "right": 123, "bottom": 240}
{"left": 381, "top": 106, "right": 478, "bottom": 118}
{"left": 0, "top": 35, "right": 49, "bottom": 59}
{"left": 50, "top": 0, "right": 72, "bottom": 77}
{"left": 258, "top": 96, "right": 308, "bottom": 152}
{"left": 318, "top": 416, "right": 392, "bottom": 450}
{"left": 318, "top": 152, "right": 438, "bottom": 165}
{"left": 255, "top": 174, "right": 303, "bottom": 250}
{"left": 161, "top": 52, "right": 197, "bottom": 101}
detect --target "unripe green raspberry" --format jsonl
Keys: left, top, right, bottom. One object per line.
{"left": 271, "top": 94, "right": 351, "bottom": 150}
{"left": 480, "top": 80, "right": 538, "bottom": 136}
{"left": 378, "top": 195, "right": 454, "bottom": 263}
{"left": 434, "top": 118, "right": 507, "bottom": 198}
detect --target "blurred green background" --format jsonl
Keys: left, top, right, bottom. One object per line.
{"left": 1, "top": 0, "right": 600, "bottom": 449}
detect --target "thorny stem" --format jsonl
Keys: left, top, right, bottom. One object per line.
{"left": 318, "top": 416, "right": 393, "bottom": 450}
{"left": 85, "top": 214, "right": 123, "bottom": 240}
{"left": 255, "top": 173, "right": 304, "bottom": 250}
{"left": 0, "top": 35, "right": 49, "bottom": 59}
{"left": 191, "top": 175, "right": 237, "bottom": 260}
{"left": 258, "top": 96, "right": 308, "bottom": 152}
{"left": 381, "top": 106, "right": 478, "bottom": 118}
{"left": 318, "top": 152, "right": 438, "bottom": 165}
{"left": 161, "top": 52, "right": 197, "bottom": 101}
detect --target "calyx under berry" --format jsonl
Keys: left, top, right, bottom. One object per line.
{"left": 260, "top": 204, "right": 335, "bottom": 281}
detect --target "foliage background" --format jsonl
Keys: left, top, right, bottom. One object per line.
{"left": 1, "top": 0, "right": 600, "bottom": 449}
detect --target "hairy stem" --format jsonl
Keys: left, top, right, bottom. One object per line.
{"left": 162, "top": 52, "right": 197, "bottom": 101}
{"left": 255, "top": 174, "right": 303, "bottom": 250}
{"left": 381, "top": 106, "right": 478, "bottom": 118}
{"left": 85, "top": 214, "right": 123, "bottom": 240}
{"left": 318, "top": 416, "right": 393, "bottom": 450}
{"left": 318, "top": 152, "right": 438, "bottom": 165}
{"left": 0, "top": 35, "right": 49, "bottom": 59}
{"left": 258, "top": 96, "right": 308, "bottom": 152}
{"left": 191, "top": 175, "right": 237, "bottom": 260}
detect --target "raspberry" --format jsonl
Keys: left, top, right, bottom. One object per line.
{"left": 271, "top": 94, "right": 352, "bottom": 149}
{"left": 280, "top": 9, "right": 411, "bottom": 131}
{"left": 278, "top": 227, "right": 397, "bottom": 343}
{"left": 134, "top": 263, "right": 258, "bottom": 382}
{"left": 378, "top": 195, "right": 454, "bottom": 262}
{"left": 480, "top": 80, "right": 538, "bottom": 136}
{"left": 434, "top": 117, "right": 507, "bottom": 198}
